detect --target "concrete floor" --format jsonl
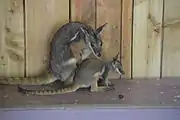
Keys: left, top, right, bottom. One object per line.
{"left": 0, "top": 78, "right": 180, "bottom": 108}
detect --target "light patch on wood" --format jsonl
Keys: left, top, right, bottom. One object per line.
{"left": 25, "top": 0, "right": 69, "bottom": 76}
{"left": 96, "top": 0, "right": 122, "bottom": 61}
{"left": 0, "top": 0, "right": 24, "bottom": 76}
{"left": 162, "top": 0, "right": 180, "bottom": 77}
{"left": 133, "top": 0, "right": 163, "bottom": 78}
{"left": 71, "top": 0, "right": 96, "bottom": 28}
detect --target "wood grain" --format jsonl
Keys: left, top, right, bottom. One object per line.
{"left": 121, "top": 0, "right": 133, "bottom": 79}
{"left": 25, "top": 0, "right": 69, "bottom": 76}
{"left": 71, "top": 0, "right": 96, "bottom": 28}
{"left": 0, "top": 0, "right": 24, "bottom": 76}
{"left": 162, "top": 0, "right": 180, "bottom": 77}
{"left": 96, "top": 0, "right": 122, "bottom": 60}
{"left": 133, "top": 0, "right": 163, "bottom": 78}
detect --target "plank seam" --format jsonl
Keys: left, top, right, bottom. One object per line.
{"left": 95, "top": 0, "right": 97, "bottom": 29}
{"left": 23, "top": 0, "right": 27, "bottom": 77}
{"left": 69, "top": 0, "right": 71, "bottom": 22}
{"left": 160, "top": 0, "right": 165, "bottom": 79}
{"left": 120, "top": 0, "right": 123, "bottom": 80}
{"left": 131, "top": 0, "right": 134, "bottom": 79}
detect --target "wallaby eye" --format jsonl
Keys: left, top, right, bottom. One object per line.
{"left": 91, "top": 43, "right": 95, "bottom": 48}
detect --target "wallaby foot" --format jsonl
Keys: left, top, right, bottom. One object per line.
{"left": 90, "top": 81, "right": 114, "bottom": 92}
{"left": 98, "top": 78, "right": 114, "bottom": 88}
{"left": 104, "top": 79, "right": 114, "bottom": 88}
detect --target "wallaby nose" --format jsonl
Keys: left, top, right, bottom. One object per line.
{"left": 97, "top": 52, "right": 101, "bottom": 57}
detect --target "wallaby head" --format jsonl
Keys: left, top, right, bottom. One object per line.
{"left": 70, "top": 23, "right": 107, "bottom": 58}
{"left": 82, "top": 23, "right": 107, "bottom": 58}
{"left": 110, "top": 53, "right": 125, "bottom": 75}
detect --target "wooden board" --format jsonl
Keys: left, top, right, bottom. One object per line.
{"left": 0, "top": 0, "right": 24, "bottom": 77}
{"left": 133, "top": 0, "right": 163, "bottom": 78}
{"left": 71, "top": 0, "right": 96, "bottom": 28}
{"left": 96, "top": 0, "right": 122, "bottom": 61}
{"left": 25, "top": 0, "right": 69, "bottom": 76}
{"left": 121, "top": 0, "right": 133, "bottom": 79}
{"left": 70, "top": 0, "right": 96, "bottom": 59}
{"left": 162, "top": 0, "right": 180, "bottom": 77}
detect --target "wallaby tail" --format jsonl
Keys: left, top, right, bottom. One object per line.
{"left": 0, "top": 73, "right": 56, "bottom": 85}
{"left": 18, "top": 84, "right": 79, "bottom": 96}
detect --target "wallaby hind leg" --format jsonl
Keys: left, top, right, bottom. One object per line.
{"left": 63, "top": 70, "right": 75, "bottom": 85}
{"left": 90, "top": 80, "right": 107, "bottom": 92}
{"left": 90, "top": 72, "right": 115, "bottom": 92}
{"left": 90, "top": 76, "right": 114, "bottom": 92}
{"left": 104, "top": 78, "right": 114, "bottom": 88}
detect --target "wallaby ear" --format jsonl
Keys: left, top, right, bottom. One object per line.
{"left": 96, "top": 23, "right": 107, "bottom": 35}
{"left": 80, "top": 27, "right": 89, "bottom": 36}
{"left": 69, "top": 31, "right": 80, "bottom": 42}
{"left": 113, "top": 53, "right": 120, "bottom": 61}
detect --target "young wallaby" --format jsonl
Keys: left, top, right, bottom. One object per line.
{"left": 0, "top": 22, "right": 107, "bottom": 85}
{"left": 18, "top": 53, "right": 125, "bottom": 95}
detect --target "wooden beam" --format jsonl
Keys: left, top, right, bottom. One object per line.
{"left": 162, "top": 0, "right": 180, "bottom": 77}
{"left": 132, "top": 0, "right": 163, "bottom": 79}
{"left": 25, "top": 0, "right": 69, "bottom": 76}
{"left": 0, "top": 0, "right": 24, "bottom": 77}
{"left": 96, "top": 0, "right": 122, "bottom": 79}
{"left": 96, "top": 0, "right": 122, "bottom": 60}
{"left": 121, "top": 0, "right": 133, "bottom": 79}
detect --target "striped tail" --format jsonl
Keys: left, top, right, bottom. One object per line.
{"left": 0, "top": 73, "right": 56, "bottom": 85}
{"left": 18, "top": 84, "right": 79, "bottom": 95}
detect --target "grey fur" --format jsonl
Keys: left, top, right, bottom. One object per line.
{"left": 49, "top": 21, "right": 107, "bottom": 82}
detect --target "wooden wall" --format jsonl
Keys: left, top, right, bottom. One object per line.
{"left": 133, "top": 0, "right": 180, "bottom": 79}
{"left": 0, "top": 0, "right": 132, "bottom": 79}
{"left": 0, "top": 0, "right": 179, "bottom": 79}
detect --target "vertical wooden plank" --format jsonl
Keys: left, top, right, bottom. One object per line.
{"left": 133, "top": 0, "right": 163, "bottom": 78}
{"left": 0, "top": 0, "right": 24, "bottom": 76}
{"left": 96, "top": 0, "right": 122, "bottom": 60}
{"left": 146, "top": 0, "right": 163, "bottom": 78}
{"left": 133, "top": 0, "right": 148, "bottom": 78}
{"left": 25, "top": 0, "right": 69, "bottom": 76}
{"left": 70, "top": 0, "right": 96, "bottom": 60}
{"left": 71, "top": 0, "right": 96, "bottom": 28}
{"left": 162, "top": 0, "right": 180, "bottom": 77}
{"left": 121, "top": 0, "right": 133, "bottom": 79}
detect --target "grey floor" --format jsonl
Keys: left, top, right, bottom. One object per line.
{"left": 0, "top": 78, "right": 180, "bottom": 108}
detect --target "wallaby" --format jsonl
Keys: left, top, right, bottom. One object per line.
{"left": 0, "top": 22, "right": 107, "bottom": 85}
{"left": 18, "top": 53, "right": 125, "bottom": 95}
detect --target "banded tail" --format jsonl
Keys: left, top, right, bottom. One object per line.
{"left": 0, "top": 72, "right": 56, "bottom": 85}
{"left": 18, "top": 84, "right": 80, "bottom": 95}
